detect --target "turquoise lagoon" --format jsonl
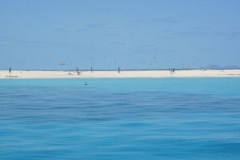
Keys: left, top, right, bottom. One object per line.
{"left": 0, "top": 78, "right": 240, "bottom": 159}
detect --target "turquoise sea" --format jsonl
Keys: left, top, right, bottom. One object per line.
{"left": 0, "top": 78, "right": 240, "bottom": 159}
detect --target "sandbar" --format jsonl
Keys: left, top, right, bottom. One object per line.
{"left": 0, "top": 69, "right": 240, "bottom": 79}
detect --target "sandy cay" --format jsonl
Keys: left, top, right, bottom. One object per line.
{"left": 0, "top": 70, "right": 240, "bottom": 78}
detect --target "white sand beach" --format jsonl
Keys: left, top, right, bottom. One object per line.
{"left": 0, "top": 69, "right": 240, "bottom": 79}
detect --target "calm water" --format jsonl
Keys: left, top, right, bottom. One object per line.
{"left": 0, "top": 78, "right": 240, "bottom": 159}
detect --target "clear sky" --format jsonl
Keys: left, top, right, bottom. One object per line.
{"left": 0, "top": 0, "right": 240, "bottom": 70}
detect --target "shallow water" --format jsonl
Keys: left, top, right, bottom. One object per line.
{"left": 0, "top": 78, "right": 240, "bottom": 159}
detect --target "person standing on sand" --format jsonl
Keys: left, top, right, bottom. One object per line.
{"left": 76, "top": 67, "right": 80, "bottom": 75}
{"left": 9, "top": 67, "right": 11, "bottom": 73}
{"left": 118, "top": 67, "right": 120, "bottom": 73}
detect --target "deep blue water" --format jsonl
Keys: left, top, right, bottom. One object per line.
{"left": 0, "top": 78, "right": 240, "bottom": 159}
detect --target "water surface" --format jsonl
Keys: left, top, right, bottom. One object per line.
{"left": 0, "top": 78, "right": 240, "bottom": 159}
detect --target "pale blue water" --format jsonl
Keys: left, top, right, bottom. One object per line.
{"left": 0, "top": 78, "right": 240, "bottom": 159}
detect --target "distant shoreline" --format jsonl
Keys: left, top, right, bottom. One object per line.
{"left": 1, "top": 68, "right": 240, "bottom": 71}
{"left": 1, "top": 69, "right": 240, "bottom": 79}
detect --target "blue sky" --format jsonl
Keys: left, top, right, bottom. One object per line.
{"left": 0, "top": 0, "right": 240, "bottom": 70}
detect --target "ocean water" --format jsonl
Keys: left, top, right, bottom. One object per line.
{"left": 0, "top": 78, "right": 240, "bottom": 159}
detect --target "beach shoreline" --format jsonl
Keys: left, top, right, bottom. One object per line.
{"left": 1, "top": 69, "right": 240, "bottom": 79}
